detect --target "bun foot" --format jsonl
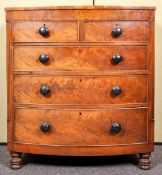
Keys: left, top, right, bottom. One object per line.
{"left": 10, "top": 152, "right": 22, "bottom": 169}
{"left": 139, "top": 153, "right": 151, "bottom": 170}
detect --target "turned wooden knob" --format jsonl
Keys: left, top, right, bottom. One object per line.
{"left": 112, "top": 54, "right": 122, "bottom": 64}
{"left": 39, "top": 54, "right": 49, "bottom": 64}
{"left": 40, "top": 122, "right": 51, "bottom": 132}
{"left": 39, "top": 25, "right": 49, "bottom": 36}
{"left": 112, "top": 26, "right": 122, "bottom": 37}
{"left": 40, "top": 85, "right": 50, "bottom": 96}
{"left": 111, "top": 122, "right": 121, "bottom": 133}
{"left": 111, "top": 86, "right": 122, "bottom": 96}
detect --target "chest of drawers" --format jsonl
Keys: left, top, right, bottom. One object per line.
{"left": 5, "top": 6, "right": 155, "bottom": 170}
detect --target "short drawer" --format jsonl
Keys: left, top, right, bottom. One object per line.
{"left": 14, "top": 108, "right": 148, "bottom": 145}
{"left": 13, "top": 21, "right": 79, "bottom": 42}
{"left": 83, "top": 21, "right": 149, "bottom": 42}
{"left": 13, "top": 46, "right": 148, "bottom": 71}
{"left": 14, "top": 75, "right": 147, "bottom": 105}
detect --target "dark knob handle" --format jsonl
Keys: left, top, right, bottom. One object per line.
{"left": 40, "top": 85, "right": 50, "bottom": 96}
{"left": 111, "top": 86, "right": 121, "bottom": 96}
{"left": 112, "top": 26, "right": 122, "bottom": 37}
{"left": 39, "top": 54, "right": 49, "bottom": 64}
{"left": 39, "top": 25, "right": 49, "bottom": 36}
{"left": 111, "top": 122, "right": 121, "bottom": 133}
{"left": 40, "top": 122, "right": 50, "bottom": 133}
{"left": 112, "top": 54, "right": 122, "bottom": 64}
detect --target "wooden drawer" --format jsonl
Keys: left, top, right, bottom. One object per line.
{"left": 14, "top": 75, "right": 147, "bottom": 105}
{"left": 6, "top": 6, "right": 155, "bottom": 169}
{"left": 14, "top": 108, "right": 147, "bottom": 145}
{"left": 83, "top": 21, "right": 149, "bottom": 42}
{"left": 13, "top": 21, "right": 79, "bottom": 43}
{"left": 13, "top": 46, "right": 148, "bottom": 71}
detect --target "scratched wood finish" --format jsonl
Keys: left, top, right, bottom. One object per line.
{"left": 13, "top": 21, "right": 79, "bottom": 43}
{"left": 14, "top": 108, "right": 147, "bottom": 145}
{"left": 13, "top": 46, "right": 148, "bottom": 71}
{"left": 83, "top": 21, "right": 149, "bottom": 42}
{"left": 14, "top": 75, "right": 147, "bottom": 105}
{"left": 6, "top": 6, "right": 155, "bottom": 169}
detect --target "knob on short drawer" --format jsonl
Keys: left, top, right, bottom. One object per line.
{"left": 40, "top": 122, "right": 51, "bottom": 133}
{"left": 39, "top": 25, "right": 49, "bottom": 36}
{"left": 111, "top": 122, "right": 121, "bottom": 133}
{"left": 40, "top": 85, "right": 50, "bottom": 96}
{"left": 39, "top": 54, "right": 49, "bottom": 64}
{"left": 111, "top": 86, "right": 122, "bottom": 96}
{"left": 112, "top": 26, "right": 122, "bottom": 37}
{"left": 112, "top": 54, "right": 122, "bottom": 64}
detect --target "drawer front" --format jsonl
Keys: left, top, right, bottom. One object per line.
{"left": 14, "top": 108, "right": 147, "bottom": 145}
{"left": 14, "top": 46, "right": 148, "bottom": 71}
{"left": 13, "top": 21, "right": 78, "bottom": 42}
{"left": 83, "top": 21, "right": 149, "bottom": 42}
{"left": 14, "top": 76, "right": 147, "bottom": 105}
{"left": 6, "top": 9, "right": 153, "bottom": 21}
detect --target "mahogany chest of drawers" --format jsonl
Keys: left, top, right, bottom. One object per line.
{"left": 5, "top": 6, "right": 155, "bottom": 170}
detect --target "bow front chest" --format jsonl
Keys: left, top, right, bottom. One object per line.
{"left": 5, "top": 6, "right": 155, "bottom": 170}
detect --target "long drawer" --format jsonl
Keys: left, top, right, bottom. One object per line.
{"left": 13, "top": 46, "right": 148, "bottom": 71}
{"left": 13, "top": 21, "right": 79, "bottom": 43}
{"left": 14, "top": 107, "right": 148, "bottom": 145}
{"left": 14, "top": 75, "right": 148, "bottom": 105}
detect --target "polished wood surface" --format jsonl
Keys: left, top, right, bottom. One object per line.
{"left": 13, "top": 46, "right": 148, "bottom": 71}
{"left": 14, "top": 75, "right": 147, "bottom": 105}
{"left": 10, "top": 152, "right": 22, "bottom": 169}
{"left": 83, "top": 21, "right": 149, "bottom": 42}
{"left": 8, "top": 142, "right": 153, "bottom": 157}
{"left": 13, "top": 21, "right": 79, "bottom": 43}
{"left": 6, "top": 6, "right": 155, "bottom": 170}
{"left": 14, "top": 108, "right": 147, "bottom": 145}
{"left": 139, "top": 153, "right": 151, "bottom": 170}
{"left": 6, "top": 6, "right": 155, "bottom": 21}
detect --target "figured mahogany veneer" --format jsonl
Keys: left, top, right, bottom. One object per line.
{"left": 83, "top": 21, "right": 149, "bottom": 42}
{"left": 14, "top": 75, "right": 147, "bottom": 105}
{"left": 14, "top": 108, "right": 147, "bottom": 145}
{"left": 6, "top": 6, "right": 155, "bottom": 170}
{"left": 13, "top": 46, "right": 148, "bottom": 71}
{"left": 13, "top": 21, "right": 79, "bottom": 43}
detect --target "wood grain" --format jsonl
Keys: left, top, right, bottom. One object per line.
{"left": 14, "top": 75, "right": 148, "bottom": 105}
{"left": 13, "top": 46, "right": 148, "bottom": 71}
{"left": 14, "top": 108, "right": 147, "bottom": 145}
{"left": 13, "top": 21, "right": 79, "bottom": 43}
{"left": 83, "top": 21, "right": 149, "bottom": 42}
{"left": 10, "top": 143, "right": 154, "bottom": 156}
{"left": 6, "top": 9, "right": 155, "bottom": 22}
{"left": 6, "top": 6, "right": 155, "bottom": 169}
